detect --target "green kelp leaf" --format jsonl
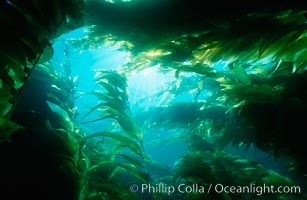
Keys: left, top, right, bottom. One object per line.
{"left": 78, "top": 156, "right": 90, "bottom": 172}
{"left": 81, "top": 115, "right": 114, "bottom": 124}
{"left": 175, "top": 63, "right": 219, "bottom": 78}
{"left": 231, "top": 35, "right": 261, "bottom": 55}
{"left": 29, "top": 65, "right": 56, "bottom": 84}
{"left": 46, "top": 92, "right": 75, "bottom": 119}
{"left": 275, "top": 36, "right": 307, "bottom": 63}
{"left": 81, "top": 101, "right": 108, "bottom": 120}
{"left": 83, "top": 103, "right": 141, "bottom": 139}
{"left": 47, "top": 84, "right": 68, "bottom": 100}
{"left": 97, "top": 78, "right": 128, "bottom": 99}
{"left": 7, "top": 68, "right": 24, "bottom": 89}
{"left": 98, "top": 81, "right": 120, "bottom": 96}
{"left": 0, "top": 118, "right": 24, "bottom": 143}
{"left": 11, "top": 64, "right": 28, "bottom": 83}
{"left": 47, "top": 100, "right": 70, "bottom": 119}
{"left": 173, "top": 158, "right": 216, "bottom": 184}
{"left": 95, "top": 70, "right": 128, "bottom": 92}
{"left": 0, "top": 81, "right": 14, "bottom": 105}
{"left": 116, "top": 113, "right": 143, "bottom": 140}
{"left": 102, "top": 102, "right": 128, "bottom": 114}
{"left": 294, "top": 61, "right": 307, "bottom": 74}
{"left": 37, "top": 43, "right": 54, "bottom": 64}
{"left": 260, "top": 170, "right": 294, "bottom": 186}
{"left": 46, "top": 121, "right": 78, "bottom": 156}
{"left": 117, "top": 153, "right": 145, "bottom": 168}
{"left": 293, "top": 48, "right": 307, "bottom": 72}
{"left": 88, "top": 90, "right": 128, "bottom": 112}
{"left": 259, "top": 30, "right": 296, "bottom": 59}
{"left": 87, "top": 160, "right": 117, "bottom": 173}
{"left": 0, "top": 65, "right": 15, "bottom": 87}
{"left": 83, "top": 132, "right": 145, "bottom": 159}
{"left": 173, "top": 151, "right": 225, "bottom": 182}
{"left": 102, "top": 106, "right": 126, "bottom": 119}
{"left": 106, "top": 166, "right": 122, "bottom": 182}
{"left": 0, "top": 108, "right": 13, "bottom": 124}
{"left": 86, "top": 90, "right": 110, "bottom": 102}
{"left": 46, "top": 101, "right": 74, "bottom": 132}
{"left": 235, "top": 47, "right": 260, "bottom": 64}
{"left": 228, "top": 61, "right": 252, "bottom": 85}
{"left": 115, "top": 162, "right": 149, "bottom": 184}
{"left": 105, "top": 152, "right": 146, "bottom": 169}
{"left": 0, "top": 97, "right": 13, "bottom": 119}
{"left": 101, "top": 100, "right": 128, "bottom": 116}
{"left": 266, "top": 60, "right": 293, "bottom": 78}
{"left": 88, "top": 161, "right": 147, "bottom": 184}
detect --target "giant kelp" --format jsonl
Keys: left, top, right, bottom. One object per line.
{"left": 81, "top": 70, "right": 150, "bottom": 199}
{"left": 0, "top": 1, "right": 86, "bottom": 198}
{"left": 92, "top": 2, "right": 307, "bottom": 175}
{"left": 1, "top": 0, "right": 307, "bottom": 199}
{"left": 134, "top": 67, "right": 307, "bottom": 175}
{"left": 0, "top": 0, "right": 85, "bottom": 142}
{"left": 172, "top": 150, "right": 306, "bottom": 200}
{"left": 0, "top": 64, "right": 86, "bottom": 199}
{"left": 67, "top": 0, "right": 307, "bottom": 197}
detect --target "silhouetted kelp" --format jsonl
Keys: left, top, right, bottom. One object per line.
{"left": 1, "top": 0, "right": 307, "bottom": 199}
{"left": 1, "top": 64, "right": 86, "bottom": 199}
{"left": 0, "top": 0, "right": 86, "bottom": 199}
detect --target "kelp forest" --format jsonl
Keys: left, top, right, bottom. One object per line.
{"left": 0, "top": 0, "right": 307, "bottom": 199}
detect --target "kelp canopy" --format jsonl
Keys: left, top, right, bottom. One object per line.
{"left": 80, "top": 0, "right": 307, "bottom": 174}
{"left": 0, "top": 0, "right": 307, "bottom": 199}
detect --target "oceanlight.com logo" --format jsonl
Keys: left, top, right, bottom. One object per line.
{"left": 129, "top": 183, "right": 302, "bottom": 196}
{"left": 213, "top": 183, "right": 301, "bottom": 196}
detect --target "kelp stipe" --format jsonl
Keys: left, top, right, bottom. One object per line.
{"left": 81, "top": 70, "right": 150, "bottom": 199}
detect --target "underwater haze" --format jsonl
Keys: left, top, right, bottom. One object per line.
{"left": 1, "top": 0, "right": 307, "bottom": 199}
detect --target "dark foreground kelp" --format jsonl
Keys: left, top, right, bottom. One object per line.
{"left": 0, "top": 0, "right": 86, "bottom": 199}
{"left": 0, "top": 63, "right": 86, "bottom": 199}
{"left": 1, "top": 0, "right": 307, "bottom": 199}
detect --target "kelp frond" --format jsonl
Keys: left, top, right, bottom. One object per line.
{"left": 0, "top": 0, "right": 85, "bottom": 141}
{"left": 81, "top": 70, "right": 151, "bottom": 199}
{"left": 173, "top": 150, "right": 306, "bottom": 200}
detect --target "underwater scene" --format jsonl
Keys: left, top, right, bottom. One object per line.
{"left": 1, "top": 0, "right": 307, "bottom": 199}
